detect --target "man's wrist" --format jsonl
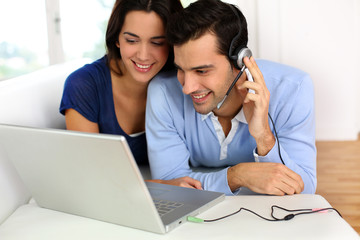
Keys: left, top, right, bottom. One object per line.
{"left": 227, "top": 165, "right": 244, "bottom": 192}
{"left": 255, "top": 130, "right": 275, "bottom": 156}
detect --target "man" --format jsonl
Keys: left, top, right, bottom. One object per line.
{"left": 146, "top": 0, "right": 316, "bottom": 196}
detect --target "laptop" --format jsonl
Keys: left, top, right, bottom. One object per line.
{"left": 0, "top": 124, "right": 224, "bottom": 234}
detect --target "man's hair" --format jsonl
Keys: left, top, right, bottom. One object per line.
{"left": 106, "top": 0, "right": 183, "bottom": 75}
{"left": 166, "top": 0, "right": 248, "bottom": 62}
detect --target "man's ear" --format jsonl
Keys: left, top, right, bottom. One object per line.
{"left": 229, "top": 62, "right": 241, "bottom": 77}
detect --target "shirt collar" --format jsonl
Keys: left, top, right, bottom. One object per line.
{"left": 200, "top": 108, "right": 248, "bottom": 124}
{"left": 201, "top": 111, "right": 213, "bottom": 121}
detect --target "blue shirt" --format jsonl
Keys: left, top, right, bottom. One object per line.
{"left": 146, "top": 59, "right": 316, "bottom": 195}
{"left": 60, "top": 56, "right": 148, "bottom": 165}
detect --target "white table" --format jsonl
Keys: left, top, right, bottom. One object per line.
{"left": 0, "top": 194, "right": 358, "bottom": 240}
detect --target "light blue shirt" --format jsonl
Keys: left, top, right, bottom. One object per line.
{"left": 146, "top": 59, "right": 316, "bottom": 195}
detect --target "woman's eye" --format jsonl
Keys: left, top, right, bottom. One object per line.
{"left": 126, "top": 39, "right": 137, "bottom": 43}
{"left": 152, "top": 41, "right": 165, "bottom": 46}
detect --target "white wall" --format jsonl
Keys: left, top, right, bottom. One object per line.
{"left": 235, "top": 0, "right": 360, "bottom": 140}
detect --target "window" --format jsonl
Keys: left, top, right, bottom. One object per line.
{"left": 0, "top": 0, "right": 48, "bottom": 80}
{"left": 0, "top": 0, "right": 114, "bottom": 81}
{"left": 0, "top": 0, "right": 230, "bottom": 81}
{"left": 60, "top": 0, "right": 114, "bottom": 61}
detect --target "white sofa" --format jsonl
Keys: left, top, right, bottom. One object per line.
{"left": 0, "top": 59, "right": 91, "bottom": 234}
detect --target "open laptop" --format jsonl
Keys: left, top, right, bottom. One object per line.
{"left": 0, "top": 124, "right": 224, "bottom": 234}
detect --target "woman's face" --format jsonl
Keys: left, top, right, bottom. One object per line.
{"left": 117, "top": 10, "right": 169, "bottom": 83}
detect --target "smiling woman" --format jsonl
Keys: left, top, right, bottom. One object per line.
{"left": 59, "top": 0, "right": 202, "bottom": 189}
{"left": 114, "top": 10, "right": 169, "bottom": 83}
{"left": 60, "top": 0, "right": 182, "bottom": 161}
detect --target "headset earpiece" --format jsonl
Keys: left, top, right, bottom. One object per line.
{"left": 227, "top": 4, "right": 253, "bottom": 70}
{"left": 234, "top": 47, "right": 252, "bottom": 70}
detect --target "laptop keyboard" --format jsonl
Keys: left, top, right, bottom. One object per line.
{"left": 153, "top": 199, "right": 184, "bottom": 216}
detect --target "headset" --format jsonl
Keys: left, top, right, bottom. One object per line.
{"left": 216, "top": 4, "right": 252, "bottom": 109}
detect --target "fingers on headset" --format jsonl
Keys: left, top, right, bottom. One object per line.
{"left": 245, "top": 57, "right": 265, "bottom": 86}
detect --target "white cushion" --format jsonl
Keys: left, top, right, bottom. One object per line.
{"left": 0, "top": 59, "right": 90, "bottom": 128}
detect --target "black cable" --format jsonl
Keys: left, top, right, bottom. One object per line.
{"left": 188, "top": 205, "right": 342, "bottom": 223}
{"left": 203, "top": 207, "right": 278, "bottom": 222}
{"left": 270, "top": 205, "right": 343, "bottom": 220}
{"left": 268, "top": 112, "right": 285, "bottom": 165}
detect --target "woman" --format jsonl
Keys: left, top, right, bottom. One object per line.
{"left": 60, "top": 0, "right": 201, "bottom": 189}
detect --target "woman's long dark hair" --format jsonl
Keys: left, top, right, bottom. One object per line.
{"left": 105, "top": 0, "right": 183, "bottom": 75}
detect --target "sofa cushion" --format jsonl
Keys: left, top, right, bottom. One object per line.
{"left": 0, "top": 59, "right": 90, "bottom": 128}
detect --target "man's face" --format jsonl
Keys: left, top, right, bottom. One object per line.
{"left": 174, "top": 32, "right": 236, "bottom": 115}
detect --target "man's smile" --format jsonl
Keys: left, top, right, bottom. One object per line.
{"left": 191, "top": 91, "right": 211, "bottom": 103}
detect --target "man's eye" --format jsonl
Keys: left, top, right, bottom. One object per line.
{"left": 196, "top": 70, "right": 207, "bottom": 74}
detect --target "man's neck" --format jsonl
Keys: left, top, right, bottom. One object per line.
{"left": 213, "top": 91, "right": 243, "bottom": 119}
{"left": 212, "top": 95, "right": 243, "bottom": 137}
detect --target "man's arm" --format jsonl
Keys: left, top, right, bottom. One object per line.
{"left": 230, "top": 58, "right": 316, "bottom": 195}
{"left": 228, "top": 162, "right": 304, "bottom": 195}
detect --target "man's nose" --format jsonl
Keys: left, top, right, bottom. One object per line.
{"left": 180, "top": 72, "right": 199, "bottom": 95}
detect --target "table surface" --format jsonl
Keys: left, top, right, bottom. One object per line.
{"left": 0, "top": 194, "right": 359, "bottom": 240}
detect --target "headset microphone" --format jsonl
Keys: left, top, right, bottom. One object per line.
{"left": 216, "top": 48, "right": 252, "bottom": 109}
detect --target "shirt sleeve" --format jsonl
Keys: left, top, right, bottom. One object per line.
{"left": 146, "top": 76, "right": 235, "bottom": 195}
{"left": 256, "top": 74, "right": 317, "bottom": 194}
{"left": 59, "top": 67, "right": 99, "bottom": 123}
